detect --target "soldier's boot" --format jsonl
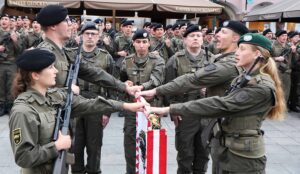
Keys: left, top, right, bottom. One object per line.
{"left": 0, "top": 103, "right": 6, "bottom": 117}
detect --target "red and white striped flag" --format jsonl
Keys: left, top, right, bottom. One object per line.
{"left": 136, "top": 97, "right": 167, "bottom": 174}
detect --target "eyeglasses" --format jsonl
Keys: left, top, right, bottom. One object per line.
{"left": 64, "top": 18, "right": 72, "bottom": 25}
{"left": 83, "top": 32, "right": 99, "bottom": 37}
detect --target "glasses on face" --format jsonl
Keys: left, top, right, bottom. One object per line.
{"left": 64, "top": 18, "right": 72, "bottom": 25}
{"left": 83, "top": 32, "right": 99, "bottom": 37}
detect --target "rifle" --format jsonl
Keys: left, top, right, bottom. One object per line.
{"left": 0, "top": 32, "right": 11, "bottom": 60}
{"left": 201, "top": 56, "right": 262, "bottom": 149}
{"left": 151, "top": 41, "right": 165, "bottom": 52}
{"left": 52, "top": 37, "right": 83, "bottom": 174}
{"left": 278, "top": 48, "right": 292, "bottom": 73}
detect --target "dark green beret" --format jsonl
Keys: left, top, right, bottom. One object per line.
{"left": 288, "top": 31, "right": 299, "bottom": 38}
{"left": 179, "top": 22, "right": 190, "bottom": 29}
{"left": 80, "top": 22, "right": 98, "bottom": 34}
{"left": 10, "top": 16, "right": 16, "bottom": 21}
{"left": 122, "top": 20, "right": 134, "bottom": 27}
{"left": 143, "top": 22, "right": 151, "bottom": 28}
{"left": 275, "top": 30, "right": 287, "bottom": 37}
{"left": 16, "top": 48, "right": 56, "bottom": 71}
{"left": 132, "top": 29, "right": 149, "bottom": 40}
{"left": 222, "top": 20, "right": 249, "bottom": 35}
{"left": 153, "top": 23, "right": 164, "bottom": 30}
{"left": 22, "top": 16, "right": 29, "bottom": 20}
{"left": 166, "top": 24, "right": 173, "bottom": 30}
{"left": 183, "top": 24, "right": 200, "bottom": 37}
{"left": 37, "top": 5, "right": 68, "bottom": 26}
{"left": 238, "top": 33, "right": 272, "bottom": 52}
{"left": 172, "top": 23, "right": 180, "bottom": 30}
{"left": 93, "top": 18, "right": 103, "bottom": 24}
{"left": 262, "top": 28, "right": 272, "bottom": 36}
{"left": 1, "top": 14, "right": 9, "bottom": 18}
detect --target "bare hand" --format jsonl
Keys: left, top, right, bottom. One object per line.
{"left": 275, "top": 56, "right": 285, "bottom": 62}
{"left": 136, "top": 88, "right": 157, "bottom": 100}
{"left": 102, "top": 115, "right": 110, "bottom": 128}
{"left": 71, "top": 84, "right": 80, "bottom": 95}
{"left": 10, "top": 32, "right": 18, "bottom": 43}
{"left": 171, "top": 115, "right": 182, "bottom": 127}
{"left": 54, "top": 131, "right": 71, "bottom": 151}
{"left": 291, "top": 45, "right": 296, "bottom": 53}
{"left": 0, "top": 45, "right": 5, "bottom": 52}
{"left": 118, "top": 51, "right": 128, "bottom": 57}
{"left": 145, "top": 107, "right": 170, "bottom": 117}
{"left": 165, "top": 38, "right": 171, "bottom": 48}
{"left": 126, "top": 85, "right": 143, "bottom": 96}
{"left": 103, "top": 36, "right": 111, "bottom": 45}
{"left": 123, "top": 102, "right": 145, "bottom": 112}
{"left": 75, "top": 36, "right": 81, "bottom": 44}
{"left": 125, "top": 80, "right": 134, "bottom": 87}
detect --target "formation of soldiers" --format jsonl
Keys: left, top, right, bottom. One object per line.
{"left": 1, "top": 4, "right": 300, "bottom": 174}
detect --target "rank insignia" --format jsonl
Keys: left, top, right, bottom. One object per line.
{"left": 13, "top": 128, "right": 22, "bottom": 145}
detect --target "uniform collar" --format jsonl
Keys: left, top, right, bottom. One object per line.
{"left": 44, "top": 37, "right": 65, "bottom": 56}
{"left": 185, "top": 49, "right": 203, "bottom": 62}
{"left": 26, "top": 88, "right": 49, "bottom": 105}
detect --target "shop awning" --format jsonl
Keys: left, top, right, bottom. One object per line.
{"left": 154, "top": 0, "right": 223, "bottom": 14}
{"left": 84, "top": 0, "right": 153, "bottom": 11}
{"left": 243, "top": 0, "right": 300, "bottom": 22}
{"left": 84, "top": 0, "right": 223, "bottom": 14}
{"left": 6, "top": 0, "right": 81, "bottom": 8}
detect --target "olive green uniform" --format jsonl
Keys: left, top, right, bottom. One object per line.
{"left": 0, "top": 29, "right": 22, "bottom": 115}
{"left": 171, "top": 36, "right": 184, "bottom": 53}
{"left": 37, "top": 38, "right": 126, "bottom": 91}
{"left": 165, "top": 49, "right": 212, "bottom": 174}
{"left": 169, "top": 72, "right": 276, "bottom": 174}
{"left": 290, "top": 42, "right": 300, "bottom": 109}
{"left": 271, "top": 40, "right": 292, "bottom": 102}
{"left": 113, "top": 34, "right": 134, "bottom": 74}
{"left": 65, "top": 32, "right": 79, "bottom": 48}
{"left": 150, "top": 37, "right": 174, "bottom": 63}
{"left": 9, "top": 88, "right": 124, "bottom": 174}
{"left": 26, "top": 31, "right": 43, "bottom": 48}
{"left": 72, "top": 48, "right": 115, "bottom": 174}
{"left": 120, "top": 53, "right": 165, "bottom": 174}
{"left": 97, "top": 32, "right": 114, "bottom": 56}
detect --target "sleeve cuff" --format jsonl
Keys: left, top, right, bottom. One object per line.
{"left": 44, "top": 142, "right": 59, "bottom": 159}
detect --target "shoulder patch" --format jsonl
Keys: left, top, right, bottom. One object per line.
{"left": 204, "top": 63, "right": 217, "bottom": 71}
{"left": 234, "top": 90, "right": 249, "bottom": 103}
{"left": 12, "top": 128, "right": 22, "bottom": 145}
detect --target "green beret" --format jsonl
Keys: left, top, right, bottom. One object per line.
{"left": 222, "top": 20, "right": 249, "bottom": 35}
{"left": 153, "top": 23, "right": 164, "bottom": 30}
{"left": 288, "top": 31, "right": 299, "bottom": 38}
{"left": 37, "top": 5, "right": 68, "bottom": 26}
{"left": 132, "top": 29, "right": 149, "bottom": 40}
{"left": 238, "top": 33, "right": 272, "bottom": 52}
{"left": 80, "top": 22, "right": 98, "bottom": 34}
{"left": 16, "top": 48, "right": 56, "bottom": 71}
{"left": 183, "top": 24, "right": 200, "bottom": 37}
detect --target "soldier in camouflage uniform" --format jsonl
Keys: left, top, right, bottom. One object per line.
{"left": 120, "top": 29, "right": 165, "bottom": 174}
{"left": 288, "top": 31, "right": 300, "bottom": 112}
{"left": 113, "top": 20, "right": 135, "bottom": 77}
{"left": 165, "top": 24, "right": 213, "bottom": 174}
{"left": 147, "top": 33, "right": 286, "bottom": 174}
{"left": 271, "top": 30, "right": 291, "bottom": 103}
{"left": 0, "top": 14, "right": 22, "bottom": 116}
{"left": 171, "top": 23, "right": 184, "bottom": 53}
{"left": 9, "top": 16, "right": 17, "bottom": 31}
{"left": 150, "top": 23, "right": 174, "bottom": 63}
{"left": 26, "top": 18, "right": 43, "bottom": 49}
{"left": 64, "top": 18, "right": 79, "bottom": 48}
{"left": 203, "top": 29, "right": 214, "bottom": 48}
{"left": 94, "top": 18, "right": 114, "bottom": 56}
{"left": 9, "top": 49, "right": 144, "bottom": 174}
{"left": 71, "top": 22, "right": 115, "bottom": 174}
{"left": 138, "top": 20, "right": 249, "bottom": 173}
{"left": 208, "top": 27, "right": 221, "bottom": 55}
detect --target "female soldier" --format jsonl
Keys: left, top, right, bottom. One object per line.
{"left": 140, "top": 33, "right": 286, "bottom": 173}
{"left": 9, "top": 48, "right": 144, "bottom": 174}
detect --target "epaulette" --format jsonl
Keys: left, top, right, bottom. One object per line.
{"left": 47, "top": 88, "right": 65, "bottom": 106}
{"left": 174, "top": 50, "right": 185, "bottom": 57}
{"left": 124, "top": 54, "right": 135, "bottom": 60}
{"left": 148, "top": 52, "right": 161, "bottom": 59}
{"left": 37, "top": 41, "right": 55, "bottom": 51}
{"left": 14, "top": 92, "right": 35, "bottom": 104}
{"left": 99, "top": 48, "right": 108, "bottom": 54}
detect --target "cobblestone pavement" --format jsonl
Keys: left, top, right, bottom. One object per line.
{"left": 1, "top": 111, "right": 300, "bottom": 174}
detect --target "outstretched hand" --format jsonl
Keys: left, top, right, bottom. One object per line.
{"left": 135, "top": 88, "right": 157, "bottom": 100}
